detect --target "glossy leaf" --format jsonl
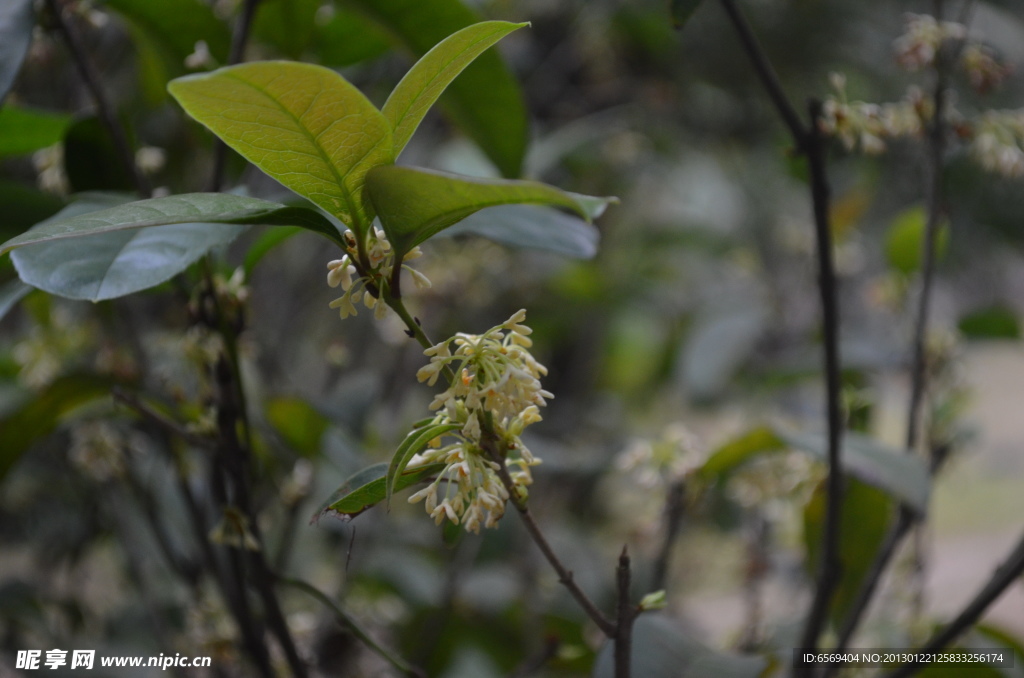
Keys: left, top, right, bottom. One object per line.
{"left": 671, "top": 0, "right": 705, "bottom": 29}
{"left": 593, "top": 614, "right": 767, "bottom": 678}
{"left": 803, "top": 477, "right": 893, "bottom": 626}
{"left": 0, "top": 193, "right": 343, "bottom": 256}
{"left": 386, "top": 423, "right": 461, "bottom": 507}
{"left": 384, "top": 21, "right": 527, "bottom": 157}
{"left": 444, "top": 204, "right": 600, "bottom": 259}
{"left": 266, "top": 397, "right": 330, "bottom": 457}
{"left": 0, "top": 107, "right": 72, "bottom": 157}
{"left": 0, "top": 0, "right": 34, "bottom": 103}
{"left": 0, "top": 279, "right": 31, "bottom": 323}
{"left": 0, "top": 374, "right": 115, "bottom": 481}
{"left": 169, "top": 62, "right": 392, "bottom": 233}
{"left": 366, "top": 165, "right": 613, "bottom": 258}
{"left": 885, "top": 205, "right": 949, "bottom": 275}
{"left": 316, "top": 462, "right": 448, "bottom": 521}
{"left": 344, "top": 0, "right": 529, "bottom": 177}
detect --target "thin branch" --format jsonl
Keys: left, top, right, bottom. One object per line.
{"left": 279, "top": 576, "right": 426, "bottom": 678}
{"left": 794, "top": 99, "right": 845, "bottom": 674}
{"left": 614, "top": 546, "right": 637, "bottom": 678}
{"left": 208, "top": 0, "right": 263, "bottom": 192}
{"left": 651, "top": 479, "right": 686, "bottom": 591}
{"left": 45, "top": 0, "right": 151, "bottom": 196}
{"left": 883, "top": 529, "right": 1024, "bottom": 678}
{"left": 113, "top": 388, "right": 216, "bottom": 451}
{"left": 716, "top": 0, "right": 807, "bottom": 144}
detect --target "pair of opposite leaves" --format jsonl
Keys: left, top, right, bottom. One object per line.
{"left": 1, "top": 20, "right": 611, "bottom": 276}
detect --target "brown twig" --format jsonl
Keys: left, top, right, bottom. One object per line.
{"left": 614, "top": 546, "right": 637, "bottom": 678}
{"left": 45, "top": 0, "right": 151, "bottom": 197}
{"left": 651, "top": 479, "right": 686, "bottom": 592}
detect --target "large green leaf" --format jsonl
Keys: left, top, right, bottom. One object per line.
{"left": 343, "top": 0, "right": 529, "bottom": 178}
{"left": 365, "top": 165, "right": 612, "bottom": 258}
{"left": 0, "top": 193, "right": 342, "bottom": 256}
{"left": 443, "top": 204, "right": 600, "bottom": 259}
{"left": 593, "top": 614, "right": 767, "bottom": 678}
{"left": 0, "top": 374, "right": 115, "bottom": 481}
{"left": 803, "top": 477, "right": 893, "bottom": 627}
{"left": 169, "top": 62, "right": 392, "bottom": 234}
{"left": 0, "top": 107, "right": 72, "bottom": 157}
{"left": 315, "top": 462, "right": 447, "bottom": 521}
{"left": 0, "top": 0, "right": 34, "bottom": 103}
{"left": 384, "top": 20, "right": 527, "bottom": 157}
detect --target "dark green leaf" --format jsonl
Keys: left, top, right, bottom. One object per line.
{"left": 366, "top": 165, "right": 613, "bottom": 258}
{"left": 63, "top": 117, "right": 135, "bottom": 192}
{"left": 0, "top": 107, "right": 72, "bottom": 157}
{"left": 343, "top": 0, "right": 529, "bottom": 177}
{"left": 698, "top": 426, "right": 785, "bottom": 480}
{"left": 0, "top": 192, "right": 343, "bottom": 255}
{"left": 671, "top": 0, "right": 705, "bottom": 29}
{"left": 0, "top": 181, "right": 65, "bottom": 241}
{"left": 593, "top": 614, "right": 767, "bottom": 678}
{"left": 0, "top": 0, "right": 34, "bottom": 103}
{"left": 958, "top": 306, "right": 1020, "bottom": 340}
{"left": 443, "top": 204, "right": 600, "bottom": 259}
{"left": 169, "top": 62, "right": 392, "bottom": 233}
{"left": 252, "top": 0, "right": 321, "bottom": 59}
{"left": 313, "top": 8, "right": 391, "bottom": 67}
{"left": 383, "top": 21, "right": 527, "bottom": 157}
{"left": 885, "top": 205, "right": 949, "bottom": 276}
{"left": 266, "top": 397, "right": 330, "bottom": 457}
{"left": 803, "top": 477, "right": 893, "bottom": 626}
{"left": 104, "top": 0, "right": 230, "bottom": 68}
{"left": 386, "top": 423, "right": 461, "bottom": 506}
{"left": 316, "top": 462, "right": 448, "bottom": 521}
{"left": 0, "top": 279, "right": 31, "bottom": 322}
{"left": 243, "top": 225, "right": 302, "bottom": 275}
{"left": 0, "top": 374, "right": 115, "bottom": 481}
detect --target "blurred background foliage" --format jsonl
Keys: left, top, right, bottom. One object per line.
{"left": 2, "top": 0, "right": 1024, "bottom": 676}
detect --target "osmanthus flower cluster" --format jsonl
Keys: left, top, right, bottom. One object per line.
{"left": 404, "top": 310, "right": 551, "bottom": 533}
{"left": 325, "top": 228, "right": 430, "bottom": 320}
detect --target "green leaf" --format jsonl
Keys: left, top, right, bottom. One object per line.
{"left": 168, "top": 61, "right": 392, "bottom": 233}
{"left": 803, "top": 477, "right": 893, "bottom": 626}
{"left": 313, "top": 8, "right": 391, "bottom": 67}
{"left": 266, "top": 397, "right": 330, "bottom": 457}
{"left": 671, "top": 0, "right": 705, "bottom": 29}
{"left": 385, "top": 423, "right": 461, "bottom": 507}
{"left": 593, "top": 614, "right": 767, "bottom": 678}
{"left": 252, "top": 0, "right": 321, "bottom": 59}
{"left": 0, "top": 0, "right": 34, "bottom": 103}
{"left": 0, "top": 374, "right": 115, "bottom": 481}
{"left": 885, "top": 205, "right": 949, "bottom": 276}
{"left": 0, "top": 192, "right": 343, "bottom": 256}
{"left": 0, "top": 107, "right": 72, "bottom": 157}
{"left": 779, "top": 430, "right": 930, "bottom": 514}
{"left": 698, "top": 426, "right": 786, "bottom": 480}
{"left": 316, "top": 462, "right": 447, "bottom": 521}
{"left": 365, "top": 165, "right": 613, "bottom": 258}
{"left": 443, "top": 204, "right": 600, "bottom": 259}
{"left": 958, "top": 306, "right": 1021, "bottom": 340}
{"left": 344, "top": 0, "right": 529, "bottom": 177}
{"left": 384, "top": 20, "right": 527, "bottom": 157}
{"left": 0, "top": 279, "right": 31, "bottom": 323}
{"left": 0, "top": 181, "right": 65, "bottom": 241}
{"left": 243, "top": 225, "right": 302, "bottom": 275}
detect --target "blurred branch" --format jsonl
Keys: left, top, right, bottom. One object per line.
{"left": 279, "top": 576, "right": 426, "bottom": 678}
{"left": 883, "top": 528, "right": 1024, "bottom": 678}
{"left": 614, "top": 546, "right": 638, "bottom": 678}
{"left": 45, "top": 0, "right": 151, "bottom": 196}
{"left": 113, "top": 388, "right": 215, "bottom": 451}
{"left": 209, "top": 0, "right": 262, "bottom": 192}
{"left": 651, "top": 479, "right": 686, "bottom": 591}
{"left": 714, "top": 1, "right": 844, "bottom": 667}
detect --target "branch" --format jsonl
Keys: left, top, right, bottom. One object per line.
{"left": 651, "top": 479, "right": 687, "bottom": 591}
{"left": 279, "top": 576, "right": 426, "bottom": 678}
{"left": 113, "top": 388, "right": 216, "bottom": 451}
{"left": 883, "top": 529, "right": 1024, "bottom": 678}
{"left": 614, "top": 546, "right": 637, "bottom": 678}
{"left": 208, "top": 0, "right": 263, "bottom": 192}
{"left": 45, "top": 0, "right": 151, "bottom": 196}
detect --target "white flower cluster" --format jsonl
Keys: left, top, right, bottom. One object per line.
{"left": 325, "top": 228, "right": 429, "bottom": 320}
{"left": 970, "top": 110, "right": 1024, "bottom": 178}
{"left": 820, "top": 74, "right": 926, "bottom": 154}
{"left": 406, "top": 310, "right": 550, "bottom": 533}
{"left": 961, "top": 44, "right": 1012, "bottom": 94}
{"left": 894, "top": 13, "right": 967, "bottom": 71}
